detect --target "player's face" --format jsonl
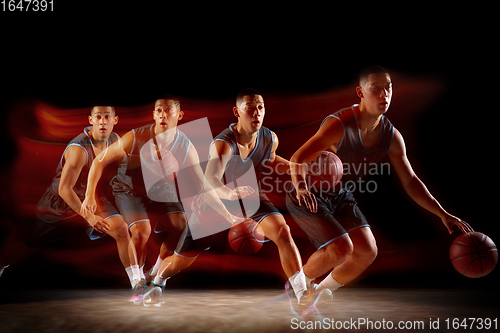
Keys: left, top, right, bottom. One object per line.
{"left": 358, "top": 73, "right": 392, "bottom": 115}
{"left": 153, "top": 99, "right": 184, "bottom": 132}
{"left": 234, "top": 95, "right": 265, "bottom": 132}
{"left": 88, "top": 106, "right": 118, "bottom": 140}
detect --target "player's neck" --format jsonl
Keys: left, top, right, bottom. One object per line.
{"left": 358, "top": 104, "right": 382, "bottom": 132}
{"left": 153, "top": 125, "right": 176, "bottom": 151}
{"left": 234, "top": 123, "right": 258, "bottom": 147}
{"left": 89, "top": 129, "right": 108, "bottom": 151}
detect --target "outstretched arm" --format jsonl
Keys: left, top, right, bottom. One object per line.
{"left": 388, "top": 128, "right": 473, "bottom": 234}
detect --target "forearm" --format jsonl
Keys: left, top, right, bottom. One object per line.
{"left": 59, "top": 187, "right": 85, "bottom": 218}
{"left": 404, "top": 176, "right": 447, "bottom": 218}
{"left": 290, "top": 161, "right": 309, "bottom": 191}
{"left": 85, "top": 160, "right": 104, "bottom": 199}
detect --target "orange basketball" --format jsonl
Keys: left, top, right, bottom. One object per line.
{"left": 228, "top": 219, "right": 265, "bottom": 255}
{"left": 308, "top": 151, "right": 343, "bottom": 191}
{"left": 450, "top": 232, "right": 497, "bottom": 278}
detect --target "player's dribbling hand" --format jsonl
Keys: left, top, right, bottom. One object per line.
{"left": 229, "top": 186, "right": 255, "bottom": 201}
{"left": 296, "top": 188, "right": 317, "bottom": 213}
{"left": 80, "top": 196, "right": 97, "bottom": 216}
{"left": 441, "top": 213, "right": 474, "bottom": 234}
{"left": 86, "top": 214, "right": 111, "bottom": 233}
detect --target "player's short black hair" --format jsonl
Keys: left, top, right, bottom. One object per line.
{"left": 358, "top": 65, "right": 390, "bottom": 85}
{"left": 91, "top": 103, "right": 116, "bottom": 115}
{"left": 156, "top": 94, "right": 181, "bottom": 110}
{"left": 236, "top": 88, "right": 262, "bottom": 107}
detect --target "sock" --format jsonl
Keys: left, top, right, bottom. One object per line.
{"left": 150, "top": 256, "right": 163, "bottom": 277}
{"left": 140, "top": 265, "right": 146, "bottom": 279}
{"left": 315, "top": 274, "right": 344, "bottom": 293}
{"left": 153, "top": 275, "right": 168, "bottom": 287}
{"left": 289, "top": 267, "right": 313, "bottom": 302}
{"left": 0, "top": 264, "right": 9, "bottom": 276}
{"left": 126, "top": 265, "right": 142, "bottom": 288}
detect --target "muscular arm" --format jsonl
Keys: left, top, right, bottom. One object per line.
{"left": 205, "top": 140, "right": 254, "bottom": 200}
{"left": 58, "top": 145, "right": 88, "bottom": 216}
{"left": 81, "top": 131, "right": 132, "bottom": 214}
{"left": 388, "top": 128, "right": 473, "bottom": 234}
{"left": 59, "top": 145, "right": 110, "bottom": 232}
{"left": 185, "top": 143, "right": 242, "bottom": 224}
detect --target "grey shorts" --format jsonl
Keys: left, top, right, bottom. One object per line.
{"left": 286, "top": 188, "right": 369, "bottom": 249}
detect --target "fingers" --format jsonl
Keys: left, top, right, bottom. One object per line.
{"left": 297, "top": 191, "right": 317, "bottom": 213}
{"left": 459, "top": 220, "right": 474, "bottom": 234}
{"left": 94, "top": 218, "right": 111, "bottom": 233}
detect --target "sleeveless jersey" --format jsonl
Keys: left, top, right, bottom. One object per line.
{"left": 37, "top": 126, "right": 120, "bottom": 222}
{"left": 321, "top": 104, "right": 394, "bottom": 187}
{"left": 111, "top": 124, "right": 191, "bottom": 197}
{"left": 211, "top": 124, "right": 274, "bottom": 187}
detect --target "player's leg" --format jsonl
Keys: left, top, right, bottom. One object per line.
{"left": 148, "top": 212, "right": 187, "bottom": 279}
{"left": 258, "top": 213, "right": 302, "bottom": 278}
{"left": 316, "top": 226, "right": 377, "bottom": 292}
{"left": 302, "top": 234, "right": 354, "bottom": 279}
{"left": 129, "top": 220, "right": 151, "bottom": 275}
{"left": 103, "top": 215, "right": 141, "bottom": 287}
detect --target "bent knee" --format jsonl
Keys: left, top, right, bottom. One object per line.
{"left": 130, "top": 221, "right": 151, "bottom": 242}
{"left": 325, "top": 236, "right": 354, "bottom": 262}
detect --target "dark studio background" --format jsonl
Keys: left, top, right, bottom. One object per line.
{"left": 0, "top": 6, "right": 498, "bottom": 293}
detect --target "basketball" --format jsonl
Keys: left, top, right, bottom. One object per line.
{"left": 228, "top": 219, "right": 265, "bottom": 255}
{"left": 308, "top": 151, "right": 343, "bottom": 190}
{"left": 159, "top": 149, "right": 179, "bottom": 182}
{"left": 450, "top": 232, "right": 498, "bottom": 278}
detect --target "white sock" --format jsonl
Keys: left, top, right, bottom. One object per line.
{"left": 126, "top": 265, "right": 142, "bottom": 288}
{"left": 0, "top": 264, "right": 9, "bottom": 276}
{"left": 290, "top": 267, "right": 314, "bottom": 301}
{"left": 140, "top": 265, "right": 146, "bottom": 279}
{"left": 150, "top": 256, "right": 163, "bottom": 277}
{"left": 315, "top": 274, "right": 343, "bottom": 293}
{"left": 153, "top": 275, "right": 168, "bottom": 287}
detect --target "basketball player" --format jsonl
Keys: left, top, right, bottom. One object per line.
{"left": 286, "top": 66, "right": 474, "bottom": 314}
{"left": 204, "top": 88, "right": 304, "bottom": 306}
{"left": 81, "top": 96, "right": 243, "bottom": 305}
{"left": 0, "top": 106, "right": 141, "bottom": 290}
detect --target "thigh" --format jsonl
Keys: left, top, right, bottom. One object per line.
{"left": 286, "top": 190, "right": 347, "bottom": 250}
{"left": 114, "top": 191, "right": 150, "bottom": 227}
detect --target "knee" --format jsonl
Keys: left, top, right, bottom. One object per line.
{"left": 109, "top": 223, "right": 130, "bottom": 241}
{"left": 130, "top": 222, "right": 151, "bottom": 244}
{"left": 354, "top": 238, "right": 378, "bottom": 264}
{"left": 269, "top": 222, "right": 293, "bottom": 245}
{"left": 324, "top": 236, "right": 354, "bottom": 263}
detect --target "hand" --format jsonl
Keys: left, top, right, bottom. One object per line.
{"left": 441, "top": 213, "right": 474, "bottom": 234}
{"left": 227, "top": 214, "right": 249, "bottom": 225}
{"left": 81, "top": 195, "right": 97, "bottom": 216}
{"left": 296, "top": 188, "right": 317, "bottom": 213}
{"left": 86, "top": 214, "right": 111, "bottom": 233}
{"left": 229, "top": 186, "right": 255, "bottom": 201}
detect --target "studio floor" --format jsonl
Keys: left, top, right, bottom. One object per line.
{"left": 1, "top": 287, "right": 498, "bottom": 333}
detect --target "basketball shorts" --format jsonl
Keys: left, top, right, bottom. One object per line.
{"left": 286, "top": 188, "right": 369, "bottom": 249}
{"left": 22, "top": 190, "right": 120, "bottom": 249}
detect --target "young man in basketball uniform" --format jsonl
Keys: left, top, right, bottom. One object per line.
{"left": 81, "top": 97, "right": 243, "bottom": 305}
{"left": 0, "top": 106, "right": 141, "bottom": 290}
{"left": 204, "top": 88, "right": 304, "bottom": 307}
{"left": 286, "top": 66, "right": 474, "bottom": 314}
